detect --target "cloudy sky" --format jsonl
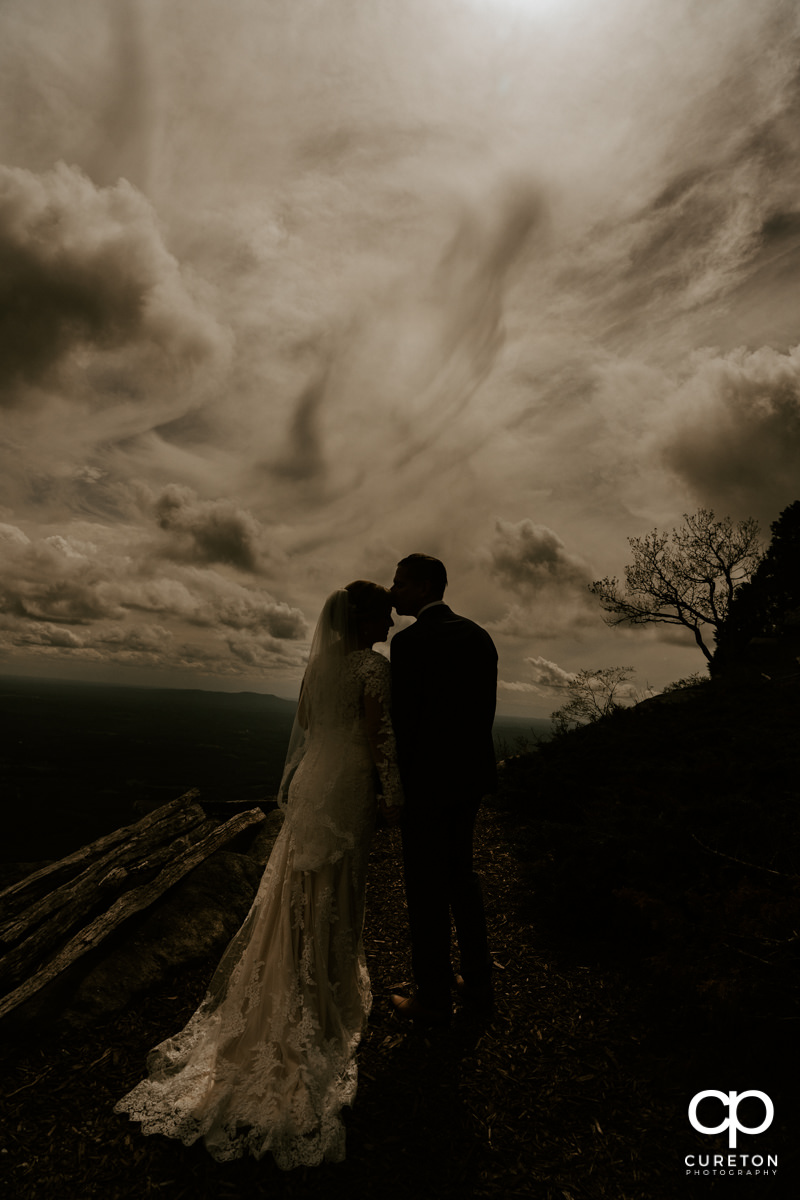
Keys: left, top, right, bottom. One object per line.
{"left": 1, "top": 0, "right": 799, "bottom": 717}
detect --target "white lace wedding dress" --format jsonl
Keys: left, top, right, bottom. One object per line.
{"left": 115, "top": 615, "right": 403, "bottom": 1170}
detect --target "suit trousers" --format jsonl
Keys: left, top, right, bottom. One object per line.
{"left": 400, "top": 792, "right": 492, "bottom": 1011}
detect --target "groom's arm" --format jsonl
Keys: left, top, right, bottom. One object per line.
{"left": 389, "top": 627, "right": 434, "bottom": 782}
{"left": 388, "top": 627, "right": 416, "bottom": 717}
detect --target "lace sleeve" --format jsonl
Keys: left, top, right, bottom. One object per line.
{"left": 360, "top": 654, "right": 404, "bottom": 810}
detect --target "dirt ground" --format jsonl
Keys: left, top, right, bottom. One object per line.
{"left": 0, "top": 801, "right": 792, "bottom": 1200}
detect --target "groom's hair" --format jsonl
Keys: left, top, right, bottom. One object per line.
{"left": 396, "top": 553, "right": 448, "bottom": 599}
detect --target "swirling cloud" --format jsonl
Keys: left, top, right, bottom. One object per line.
{"left": 1, "top": 0, "right": 798, "bottom": 707}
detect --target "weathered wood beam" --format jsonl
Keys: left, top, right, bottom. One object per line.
{"left": 0, "top": 817, "right": 220, "bottom": 988}
{"left": 0, "top": 801, "right": 208, "bottom": 948}
{"left": 0, "top": 806, "right": 266, "bottom": 1022}
{"left": 0, "top": 791, "right": 201, "bottom": 917}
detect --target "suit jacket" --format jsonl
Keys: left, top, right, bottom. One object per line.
{"left": 390, "top": 604, "right": 498, "bottom": 802}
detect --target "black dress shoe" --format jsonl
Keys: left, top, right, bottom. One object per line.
{"left": 390, "top": 993, "right": 451, "bottom": 1025}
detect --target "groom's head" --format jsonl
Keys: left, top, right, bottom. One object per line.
{"left": 391, "top": 554, "right": 447, "bottom": 617}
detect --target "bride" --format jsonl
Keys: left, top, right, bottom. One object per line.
{"left": 115, "top": 581, "right": 404, "bottom": 1169}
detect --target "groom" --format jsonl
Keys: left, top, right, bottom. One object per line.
{"left": 389, "top": 553, "right": 497, "bottom": 1024}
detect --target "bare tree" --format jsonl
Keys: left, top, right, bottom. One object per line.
{"left": 589, "top": 510, "right": 762, "bottom": 663}
{"left": 551, "top": 665, "right": 638, "bottom": 735}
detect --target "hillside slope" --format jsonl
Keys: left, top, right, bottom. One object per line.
{"left": 496, "top": 673, "right": 800, "bottom": 1022}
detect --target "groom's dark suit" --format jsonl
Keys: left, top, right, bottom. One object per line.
{"left": 390, "top": 603, "right": 498, "bottom": 1012}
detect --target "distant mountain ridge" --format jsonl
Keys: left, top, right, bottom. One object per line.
{"left": 0, "top": 675, "right": 298, "bottom": 861}
{"left": 0, "top": 674, "right": 298, "bottom": 712}
{"left": 1, "top": 675, "right": 551, "bottom": 862}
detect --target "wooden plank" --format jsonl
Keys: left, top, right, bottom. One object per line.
{"left": 0, "top": 806, "right": 266, "bottom": 1022}
{"left": 0, "top": 816, "right": 219, "bottom": 989}
{"left": 0, "top": 801, "right": 208, "bottom": 948}
{"left": 0, "top": 791, "right": 201, "bottom": 916}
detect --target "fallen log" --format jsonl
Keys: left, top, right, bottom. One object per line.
{"left": 0, "top": 798, "right": 210, "bottom": 950}
{"left": 0, "top": 816, "right": 221, "bottom": 990}
{"left": 0, "top": 804, "right": 266, "bottom": 1022}
{"left": 0, "top": 790, "right": 201, "bottom": 919}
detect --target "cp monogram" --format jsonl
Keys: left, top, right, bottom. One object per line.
{"left": 688, "top": 1091, "right": 774, "bottom": 1149}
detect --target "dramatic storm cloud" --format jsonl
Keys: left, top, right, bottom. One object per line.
{"left": 152, "top": 485, "right": 266, "bottom": 572}
{"left": 658, "top": 345, "right": 800, "bottom": 521}
{"left": 1, "top": 0, "right": 798, "bottom": 710}
{"left": 0, "top": 516, "right": 307, "bottom": 682}
{"left": 0, "top": 163, "right": 225, "bottom": 395}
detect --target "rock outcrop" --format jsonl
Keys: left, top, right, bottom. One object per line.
{"left": 60, "top": 808, "right": 285, "bottom": 1027}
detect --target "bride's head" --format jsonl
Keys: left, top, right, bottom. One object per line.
{"left": 343, "top": 580, "right": 394, "bottom": 648}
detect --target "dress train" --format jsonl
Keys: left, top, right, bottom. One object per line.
{"left": 114, "top": 819, "right": 371, "bottom": 1169}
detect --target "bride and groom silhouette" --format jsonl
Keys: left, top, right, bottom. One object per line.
{"left": 115, "top": 553, "right": 498, "bottom": 1169}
